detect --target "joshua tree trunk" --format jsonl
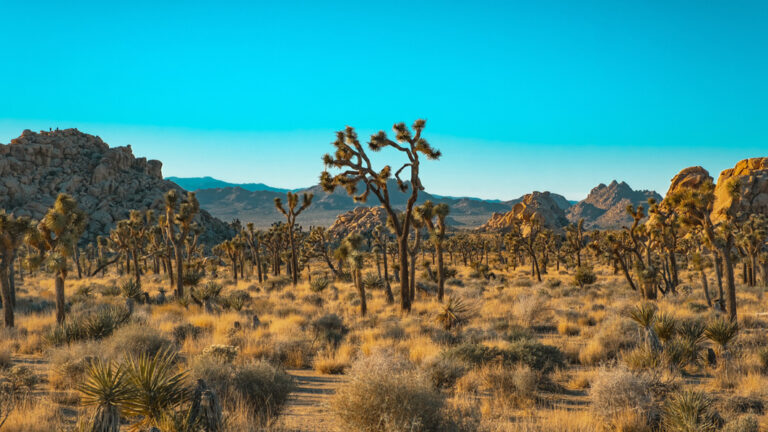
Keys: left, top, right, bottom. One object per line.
{"left": 382, "top": 246, "right": 394, "bottom": 304}
{"left": 232, "top": 259, "right": 238, "bottom": 284}
{"left": 55, "top": 271, "right": 66, "bottom": 324}
{"left": 289, "top": 225, "right": 299, "bottom": 286}
{"left": 398, "top": 237, "right": 410, "bottom": 311}
{"left": 409, "top": 250, "right": 417, "bottom": 302}
{"left": 700, "top": 268, "right": 712, "bottom": 307}
{"left": 173, "top": 245, "right": 184, "bottom": 298}
{"left": 355, "top": 268, "right": 366, "bottom": 316}
{"left": 714, "top": 254, "right": 725, "bottom": 304}
{"left": 436, "top": 242, "right": 445, "bottom": 302}
{"left": 1, "top": 263, "right": 14, "bottom": 327}
{"left": 133, "top": 250, "right": 141, "bottom": 289}
{"left": 723, "top": 251, "right": 737, "bottom": 320}
{"left": 9, "top": 253, "right": 16, "bottom": 307}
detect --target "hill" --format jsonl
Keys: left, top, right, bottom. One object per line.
{"left": 566, "top": 180, "right": 661, "bottom": 229}
{"left": 167, "top": 176, "right": 299, "bottom": 193}
{"left": 0, "top": 129, "right": 233, "bottom": 244}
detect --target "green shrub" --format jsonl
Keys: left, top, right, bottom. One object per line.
{"left": 442, "top": 340, "right": 564, "bottom": 374}
{"left": 43, "top": 303, "right": 132, "bottom": 346}
{"left": 106, "top": 324, "right": 174, "bottom": 359}
{"left": 309, "top": 277, "right": 330, "bottom": 293}
{"left": 573, "top": 266, "right": 597, "bottom": 288}
{"left": 310, "top": 314, "right": 348, "bottom": 348}
{"left": 662, "top": 390, "right": 719, "bottom": 432}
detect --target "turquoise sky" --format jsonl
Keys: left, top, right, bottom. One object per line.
{"left": 2, "top": 1, "right": 767, "bottom": 200}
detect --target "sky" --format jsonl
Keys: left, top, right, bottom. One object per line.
{"left": 1, "top": 0, "right": 767, "bottom": 200}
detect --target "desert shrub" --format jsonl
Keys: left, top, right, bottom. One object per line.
{"left": 722, "top": 415, "right": 759, "bottom": 432}
{"left": 106, "top": 324, "right": 174, "bottom": 359}
{"left": 573, "top": 266, "right": 597, "bottom": 288}
{"left": 545, "top": 279, "right": 562, "bottom": 288}
{"left": 579, "top": 317, "right": 638, "bottom": 365}
{"left": 202, "top": 344, "right": 239, "bottom": 363}
{"left": 557, "top": 320, "right": 579, "bottom": 336}
{"left": 512, "top": 294, "right": 546, "bottom": 326}
{"left": 273, "top": 339, "right": 314, "bottom": 368}
{"left": 49, "top": 342, "right": 101, "bottom": 389}
{"left": 481, "top": 364, "right": 538, "bottom": 405}
{"left": 191, "top": 356, "right": 293, "bottom": 422}
{"left": 264, "top": 276, "right": 291, "bottom": 292}
{"left": 301, "top": 293, "right": 324, "bottom": 307}
{"left": 446, "top": 278, "right": 463, "bottom": 287}
{"left": 361, "top": 273, "right": 383, "bottom": 290}
{"left": 590, "top": 366, "right": 654, "bottom": 426}
{"left": 623, "top": 345, "right": 661, "bottom": 371}
{"left": 423, "top": 357, "right": 467, "bottom": 389}
{"left": 43, "top": 303, "right": 131, "bottom": 346}
{"left": 310, "top": 313, "right": 348, "bottom": 349}
{"left": 309, "top": 277, "right": 330, "bottom": 293}
{"left": 330, "top": 349, "right": 452, "bottom": 432}
{"left": 662, "top": 390, "right": 719, "bottom": 432}
{"left": 171, "top": 323, "right": 204, "bottom": 344}
{"left": 224, "top": 290, "right": 250, "bottom": 311}
{"left": 443, "top": 340, "right": 564, "bottom": 374}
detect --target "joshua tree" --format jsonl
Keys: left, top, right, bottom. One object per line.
{"left": 415, "top": 201, "right": 450, "bottom": 301}
{"left": 667, "top": 179, "right": 738, "bottom": 320}
{"left": 506, "top": 219, "right": 543, "bottom": 282}
{"left": 214, "top": 236, "right": 245, "bottom": 284}
{"left": 371, "top": 225, "right": 394, "bottom": 303}
{"left": 305, "top": 226, "right": 340, "bottom": 278}
{"left": 335, "top": 233, "right": 367, "bottom": 316}
{"left": 163, "top": 190, "right": 200, "bottom": 298}
{"left": 321, "top": 119, "right": 441, "bottom": 312}
{"left": 244, "top": 223, "right": 264, "bottom": 283}
{"left": 275, "top": 192, "right": 313, "bottom": 286}
{"left": 647, "top": 198, "right": 682, "bottom": 294}
{"left": 26, "top": 193, "right": 87, "bottom": 324}
{"left": 565, "top": 219, "right": 586, "bottom": 267}
{"left": 736, "top": 214, "right": 767, "bottom": 287}
{"left": 0, "top": 211, "right": 32, "bottom": 327}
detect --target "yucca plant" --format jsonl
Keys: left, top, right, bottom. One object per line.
{"left": 627, "top": 303, "right": 661, "bottom": 351}
{"left": 361, "top": 273, "right": 383, "bottom": 291}
{"left": 309, "top": 277, "right": 330, "bottom": 293}
{"left": 676, "top": 320, "right": 707, "bottom": 367}
{"left": 120, "top": 279, "right": 143, "bottom": 303}
{"left": 436, "top": 297, "right": 473, "bottom": 331}
{"left": 704, "top": 317, "right": 738, "bottom": 355}
{"left": 705, "top": 317, "right": 739, "bottom": 374}
{"left": 79, "top": 359, "right": 132, "bottom": 432}
{"left": 122, "top": 349, "right": 188, "bottom": 429}
{"left": 653, "top": 312, "right": 678, "bottom": 344}
{"left": 662, "top": 390, "right": 718, "bottom": 432}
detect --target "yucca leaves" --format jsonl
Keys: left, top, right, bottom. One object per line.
{"left": 79, "top": 359, "right": 132, "bottom": 408}
{"left": 121, "top": 349, "right": 188, "bottom": 428}
{"left": 662, "top": 390, "right": 718, "bottom": 432}
{"left": 704, "top": 317, "right": 738, "bottom": 353}
{"left": 436, "top": 297, "right": 473, "bottom": 330}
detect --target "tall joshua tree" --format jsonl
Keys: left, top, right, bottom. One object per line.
{"left": 27, "top": 194, "right": 87, "bottom": 324}
{"left": 416, "top": 201, "right": 450, "bottom": 302}
{"left": 244, "top": 223, "right": 264, "bottom": 283}
{"left": 275, "top": 192, "right": 313, "bottom": 286}
{"left": 321, "top": 119, "right": 441, "bottom": 312}
{"left": 667, "top": 179, "right": 738, "bottom": 320}
{"left": 0, "top": 212, "right": 32, "bottom": 327}
{"left": 163, "top": 190, "right": 199, "bottom": 298}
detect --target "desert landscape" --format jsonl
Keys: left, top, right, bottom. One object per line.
{"left": 3, "top": 2, "right": 768, "bottom": 431}
{"left": 0, "top": 125, "right": 766, "bottom": 432}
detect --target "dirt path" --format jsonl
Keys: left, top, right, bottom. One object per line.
{"left": 276, "top": 370, "right": 346, "bottom": 432}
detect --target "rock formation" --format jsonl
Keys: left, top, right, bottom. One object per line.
{"left": 0, "top": 129, "right": 232, "bottom": 245}
{"left": 567, "top": 180, "right": 661, "bottom": 230}
{"left": 480, "top": 191, "right": 569, "bottom": 231}
{"left": 712, "top": 157, "right": 768, "bottom": 223}
{"left": 327, "top": 206, "right": 389, "bottom": 240}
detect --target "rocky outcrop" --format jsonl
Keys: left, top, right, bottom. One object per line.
{"left": 567, "top": 180, "right": 661, "bottom": 229}
{"left": 666, "top": 166, "right": 712, "bottom": 196}
{"left": 480, "top": 191, "right": 569, "bottom": 232}
{"left": 327, "top": 206, "right": 389, "bottom": 240}
{"left": 712, "top": 157, "right": 768, "bottom": 223}
{"left": 0, "top": 129, "right": 232, "bottom": 245}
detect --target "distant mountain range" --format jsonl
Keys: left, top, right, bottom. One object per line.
{"left": 167, "top": 176, "right": 302, "bottom": 193}
{"left": 167, "top": 176, "right": 657, "bottom": 230}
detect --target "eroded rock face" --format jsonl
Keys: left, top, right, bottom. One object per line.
{"left": 666, "top": 166, "right": 712, "bottom": 197}
{"left": 567, "top": 180, "right": 661, "bottom": 230}
{"left": 0, "top": 129, "right": 232, "bottom": 245}
{"left": 480, "top": 191, "right": 569, "bottom": 232}
{"left": 327, "top": 206, "right": 388, "bottom": 240}
{"left": 712, "top": 157, "right": 768, "bottom": 223}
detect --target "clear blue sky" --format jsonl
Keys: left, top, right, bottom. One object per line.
{"left": 2, "top": 0, "right": 767, "bottom": 200}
